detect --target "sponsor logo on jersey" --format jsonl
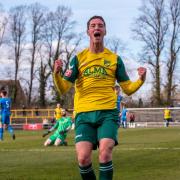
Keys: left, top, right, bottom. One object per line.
{"left": 104, "top": 59, "right": 111, "bottom": 67}
{"left": 65, "top": 69, "right": 72, "bottom": 77}
{"left": 83, "top": 66, "right": 107, "bottom": 78}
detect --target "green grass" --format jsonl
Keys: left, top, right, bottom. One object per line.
{"left": 0, "top": 128, "right": 180, "bottom": 179}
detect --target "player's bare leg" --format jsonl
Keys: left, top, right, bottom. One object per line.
{"left": 44, "top": 139, "right": 52, "bottom": 146}
{"left": 76, "top": 141, "right": 96, "bottom": 180}
{"left": 99, "top": 138, "right": 115, "bottom": 180}
{"left": 54, "top": 138, "right": 62, "bottom": 146}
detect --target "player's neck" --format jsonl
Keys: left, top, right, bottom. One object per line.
{"left": 89, "top": 42, "right": 104, "bottom": 54}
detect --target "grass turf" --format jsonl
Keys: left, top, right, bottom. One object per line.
{"left": 0, "top": 128, "right": 180, "bottom": 179}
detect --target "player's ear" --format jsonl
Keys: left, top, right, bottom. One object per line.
{"left": 87, "top": 29, "right": 90, "bottom": 36}
{"left": 104, "top": 28, "right": 106, "bottom": 36}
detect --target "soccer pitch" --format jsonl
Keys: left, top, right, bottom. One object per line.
{"left": 0, "top": 128, "right": 180, "bottom": 180}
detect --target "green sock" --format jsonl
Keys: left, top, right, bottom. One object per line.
{"left": 79, "top": 163, "right": 96, "bottom": 180}
{"left": 99, "top": 161, "right": 113, "bottom": 180}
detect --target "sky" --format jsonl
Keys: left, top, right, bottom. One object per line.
{"left": 0, "top": 0, "right": 153, "bottom": 100}
{"left": 1, "top": 0, "right": 143, "bottom": 56}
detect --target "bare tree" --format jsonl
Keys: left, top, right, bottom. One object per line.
{"left": 27, "top": 3, "right": 46, "bottom": 105}
{"left": 105, "top": 36, "right": 126, "bottom": 54}
{"left": 60, "top": 33, "right": 82, "bottom": 109}
{"left": 132, "top": 0, "right": 168, "bottom": 105}
{"left": 165, "top": 0, "right": 180, "bottom": 104}
{"left": 0, "top": 5, "right": 8, "bottom": 47}
{"left": 8, "top": 5, "right": 27, "bottom": 103}
{"left": 41, "top": 12, "right": 55, "bottom": 72}
{"left": 63, "top": 33, "right": 82, "bottom": 73}
{"left": 49, "top": 6, "right": 76, "bottom": 70}
{"left": 41, "top": 6, "right": 78, "bottom": 104}
{"left": 38, "top": 59, "right": 51, "bottom": 107}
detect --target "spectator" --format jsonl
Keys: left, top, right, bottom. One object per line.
{"left": 164, "top": 108, "right": 172, "bottom": 127}
{"left": 22, "top": 105, "right": 26, "bottom": 116}
{"left": 43, "top": 118, "right": 49, "bottom": 129}
{"left": 129, "top": 111, "right": 135, "bottom": 128}
{"left": 54, "top": 103, "right": 62, "bottom": 121}
{"left": 35, "top": 106, "right": 39, "bottom": 116}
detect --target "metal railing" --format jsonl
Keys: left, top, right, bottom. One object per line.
{"left": 10, "top": 109, "right": 55, "bottom": 125}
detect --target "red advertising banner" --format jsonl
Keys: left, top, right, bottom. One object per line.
{"left": 23, "top": 123, "right": 43, "bottom": 130}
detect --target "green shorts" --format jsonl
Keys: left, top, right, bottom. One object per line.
{"left": 49, "top": 133, "right": 67, "bottom": 144}
{"left": 75, "top": 109, "right": 119, "bottom": 149}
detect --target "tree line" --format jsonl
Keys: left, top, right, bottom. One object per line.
{"left": 0, "top": 0, "right": 179, "bottom": 108}
{"left": 0, "top": 3, "right": 82, "bottom": 107}
{"left": 132, "top": 0, "right": 180, "bottom": 106}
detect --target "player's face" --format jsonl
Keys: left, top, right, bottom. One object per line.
{"left": 87, "top": 18, "right": 106, "bottom": 43}
{"left": 61, "top": 110, "right": 66, "bottom": 116}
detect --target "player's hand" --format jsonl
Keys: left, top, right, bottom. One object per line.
{"left": 138, "top": 67, "right": 146, "bottom": 81}
{"left": 54, "top": 59, "right": 63, "bottom": 74}
{"left": 42, "top": 131, "right": 49, "bottom": 137}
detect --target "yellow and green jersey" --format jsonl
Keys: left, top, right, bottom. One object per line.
{"left": 54, "top": 48, "right": 144, "bottom": 113}
{"left": 164, "top": 109, "right": 171, "bottom": 119}
{"left": 54, "top": 108, "right": 62, "bottom": 120}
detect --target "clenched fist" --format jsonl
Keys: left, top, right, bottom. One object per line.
{"left": 137, "top": 67, "right": 146, "bottom": 81}
{"left": 54, "top": 59, "right": 63, "bottom": 74}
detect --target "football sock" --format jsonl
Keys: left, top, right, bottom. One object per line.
{"left": 79, "top": 163, "right": 96, "bottom": 180}
{"left": 7, "top": 125, "right": 14, "bottom": 136}
{"left": 0, "top": 128, "right": 4, "bottom": 140}
{"left": 99, "top": 161, "right": 113, "bottom": 180}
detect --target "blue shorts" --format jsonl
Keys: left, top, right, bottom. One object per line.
{"left": 121, "top": 118, "right": 127, "bottom": 122}
{"left": 1, "top": 113, "right": 10, "bottom": 124}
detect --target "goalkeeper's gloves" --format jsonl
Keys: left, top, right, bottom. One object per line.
{"left": 42, "top": 130, "right": 50, "bottom": 137}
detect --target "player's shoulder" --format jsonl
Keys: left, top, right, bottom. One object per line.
{"left": 104, "top": 48, "right": 119, "bottom": 62}
{"left": 0, "top": 98, "right": 5, "bottom": 103}
{"left": 104, "top": 47, "right": 123, "bottom": 63}
{"left": 104, "top": 48, "right": 118, "bottom": 56}
{"left": 104, "top": 48, "right": 114, "bottom": 54}
{"left": 76, "top": 48, "right": 89, "bottom": 59}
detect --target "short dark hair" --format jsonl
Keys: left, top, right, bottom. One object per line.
{"left": 1, "top": 90, "right": 7, "bottom": 96}
{"left": 87, "top": 15, "right": 106, "bottom": 29}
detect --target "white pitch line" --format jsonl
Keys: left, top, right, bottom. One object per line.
{"left": 0, "top": 147, "right": 180, "bottom": 152}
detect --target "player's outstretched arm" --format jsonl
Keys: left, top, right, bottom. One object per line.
{"left": 53, "top": 59, "right": 72, "bottom": 95}
{"left": 119, "top": 67, "right": 146, "bottom": 96}
{"left": 42, "top": 131, "right": 50, "bottom": 137}
{"left": 42, "top": 125, "right": 56, "bottom": 137}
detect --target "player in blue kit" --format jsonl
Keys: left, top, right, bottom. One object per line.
{"left": 115, "top": 84, "right": 123, "bottom": 127}
{"left": 120, "top": 104, "right": 128, "bottom": 128}
{"left": 0, "top": 90, "right": 15, "bottom": 140}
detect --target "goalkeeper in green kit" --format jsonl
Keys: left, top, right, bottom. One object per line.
{"left": 43, "top": 109, "right": 72, "bottom": 146}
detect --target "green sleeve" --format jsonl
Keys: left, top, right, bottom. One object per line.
{"left": 53, "top": 122, "right": 59, "bottom": 129}
{"left": 69, "top": 117, "right": 73, "bottom": 125}
{"left": 63, "top": 56, "right": 79, "bottom": 83}
{"left": 116, "top": 56, "right": 130, "bottom": 82}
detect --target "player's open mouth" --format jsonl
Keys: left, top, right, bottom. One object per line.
{"left": 94, "top": 32, "right": 101, "bottom": 37}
